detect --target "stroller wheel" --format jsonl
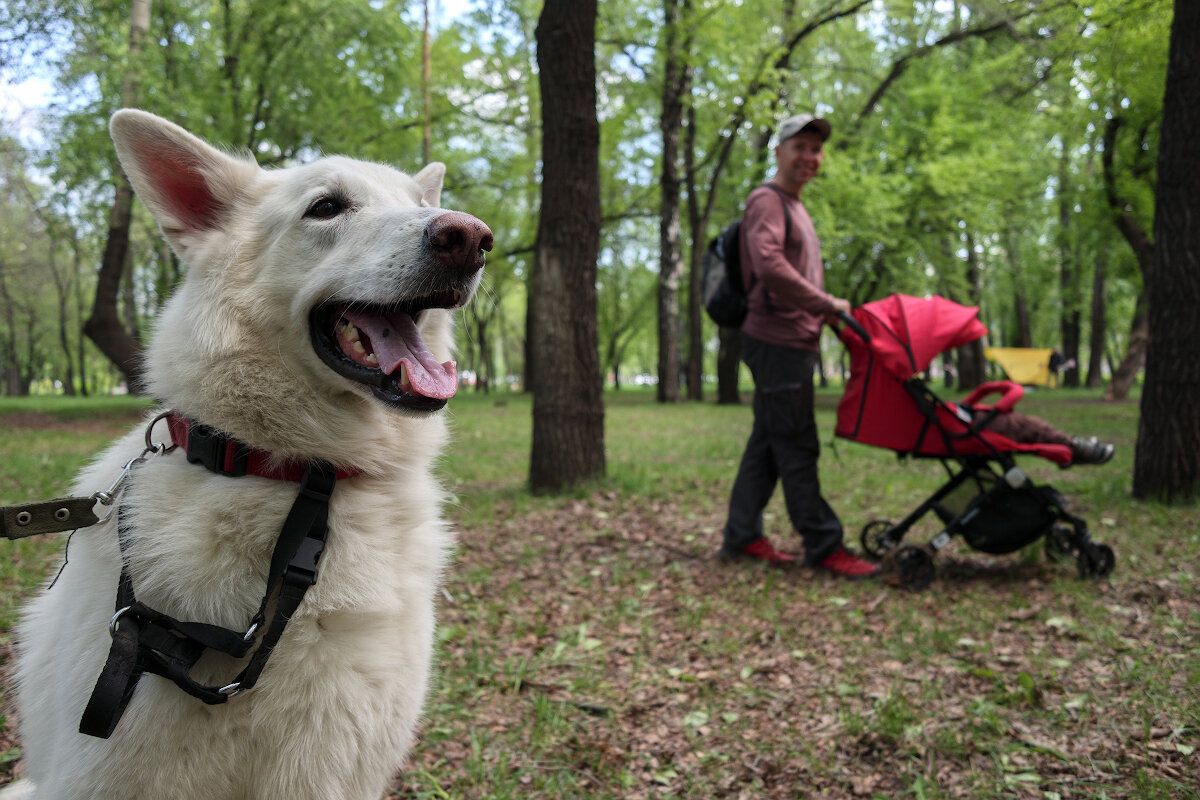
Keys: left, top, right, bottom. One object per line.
{"left": 1077, "top": 543, "right": 1116, "bottom": 579}
{"left": 1044, "top": 524, "right": 1075, "bottom": 564}
{"left": 887, "top": 545, "right": 936, "bottom": 591}
{"left": 861, "top": 520, "right": 900, "bottom": 561}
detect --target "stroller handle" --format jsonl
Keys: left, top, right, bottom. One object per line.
{"left": 837, "top": 310, "right": 871, "bottom": 344}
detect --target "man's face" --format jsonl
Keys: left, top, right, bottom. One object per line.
{"left": 774, "top": 130, "right": 825, "bottom": 191}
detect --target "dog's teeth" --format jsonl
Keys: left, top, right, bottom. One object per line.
{"left": 365, "top": 353, "right": 378, "bottom": 366}
{"left": 351, "top": 341, "right": 367, "bottom": 356}
{"left": 343, "top": 323, "right": 360, "bottom": 342}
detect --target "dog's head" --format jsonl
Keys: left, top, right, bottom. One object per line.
{"left": 110, "top": 110, "right": 490, "bottom": 470}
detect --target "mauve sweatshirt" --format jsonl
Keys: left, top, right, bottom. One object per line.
{"left": 737, "top": 183, "right": 838, "bottom": 352}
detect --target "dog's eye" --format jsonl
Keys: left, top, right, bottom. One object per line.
{"left": 305, "top": 197, "right": 348, "bottom": 220}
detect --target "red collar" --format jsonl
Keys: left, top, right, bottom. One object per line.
{"left": 164, "top": 412, "right": 361, "bottom": 481}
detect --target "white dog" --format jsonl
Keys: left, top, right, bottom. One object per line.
{"left": 3, "top": 110, "right": 489, "bottom": 799}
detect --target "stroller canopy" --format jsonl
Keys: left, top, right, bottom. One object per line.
{"left": 843, "top": 294, "right": 987, "bottom": 379}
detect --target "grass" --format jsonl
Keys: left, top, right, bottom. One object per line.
{"left": 0, "top": 396, "right": 152, "bottom": 630}
{"left": 1, "top": 388, "right": 1198, "bottom": 798}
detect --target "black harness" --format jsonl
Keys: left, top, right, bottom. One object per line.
{"left": 61, "top": 421, "right": 342, "bottom": 738}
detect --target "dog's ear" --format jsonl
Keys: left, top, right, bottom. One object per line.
{"left": 414, "top": 162, "right": 445, "bottom": 208}
{"left": 109, "top": 109, "right": 259, "bottom": 253}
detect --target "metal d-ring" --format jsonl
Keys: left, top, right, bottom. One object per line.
{"left": 109, "top": 606, "right": 133, "bottom": 638}
{"left": 218, "top": 682, "right": 242, "bottom": 697}
{"left": 144, "top": 410, "right": 179, "bottom": 456}
{"left": 242, "top": 621, "right": 259, "bottom": 643}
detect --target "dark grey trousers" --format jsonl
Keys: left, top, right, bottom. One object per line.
{"left": 722, "top": 334, "right": 843, "bottom": 565}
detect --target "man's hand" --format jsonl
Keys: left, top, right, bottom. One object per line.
{"left": 825, "top": 296, "right": 851, "bottom": 324}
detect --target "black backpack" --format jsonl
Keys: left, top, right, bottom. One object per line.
{"left": 701, "top": 194, "right": 790, "bottom": 328}
{"left": 701, "top": 221, "right": 749, "bottom": 328}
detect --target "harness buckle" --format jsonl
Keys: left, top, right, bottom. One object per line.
{"left": 282, "top": 536, "right": 325, "bottom": 587}
{"left": 186, "top": 424, "right": 250, "bottom": 477}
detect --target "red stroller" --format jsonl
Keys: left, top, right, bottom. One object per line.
{"left": 835, "top": 294, "right": 1115, "bottom": 590}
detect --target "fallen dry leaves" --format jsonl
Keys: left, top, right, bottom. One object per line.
{"left": 393, "top": 490, "right": 1199, "bottom": 799}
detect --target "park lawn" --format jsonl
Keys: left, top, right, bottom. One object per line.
{"left": 1, "top": 390, "right": 1197, "bottom": 798}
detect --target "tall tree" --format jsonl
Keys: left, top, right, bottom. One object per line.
{"left": 529, "top": 0, "right": 605, "bottom": 491}
{"left": 1076, "top": 0, "right": 1171, "bottom": 399}
{"left": 1086, "top": 250, "right": 1108, "bottom": 388}
{"left": 84, "top": 0, "right": 150, "bottom": 393}
{"left": 1101, "top": 115, "right": 1153, "bottom": 400}
{"left": 1057, "top": 144, "right": 1083, "bottom": 388}
{"left": 1133, "top": 0, "right": 1199, "bottom": 502}
{"left": 656, "top": 0, "right": 691, "bottom": 403}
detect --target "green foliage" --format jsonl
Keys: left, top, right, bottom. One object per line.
{"left": 0, "top": 0, "right": 1178, "bottom": 395}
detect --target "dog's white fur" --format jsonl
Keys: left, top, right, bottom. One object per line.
{"left": 4, "top": 110, "right": 482, "bottom": 799}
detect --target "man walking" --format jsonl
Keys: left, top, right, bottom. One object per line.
{"left": 719, "top": 113, "right": 878, "bottom": 579}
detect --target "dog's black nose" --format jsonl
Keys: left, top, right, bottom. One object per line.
{"left": 426, "top": 211, "right": 493, "bottom": 276}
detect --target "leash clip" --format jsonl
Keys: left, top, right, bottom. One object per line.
{"left": 92, "top": 456, "right": 149, "bottom": 523}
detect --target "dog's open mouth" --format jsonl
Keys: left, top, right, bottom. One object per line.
{"left": 310, "top": 293, "right": 464, "bottom": 411}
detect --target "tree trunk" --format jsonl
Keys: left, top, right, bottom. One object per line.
{"left": 1086, "top": 250, "right": 1107, "bottom": 389}
{"left": 1013, "top": 290, "right": 1032, "bottom": 348}
{"left": 521, "top": 96, "right": 540, "bottom": 395}
{"left": 1058, "top": 152, "right": 1081, "bottom": 388}
{"left": 1102, "top": 115, "right": 1155, "bottom": 400}
{"left": 656, "top": 0, "right": 690, "bottom": 403}
{"left": 0, "top": 264, "right": 25, "bottom": 396}
{"left": 84, "top": 0, "right": 151, "bottom": 394}
{"left": 74, "top": 240, "right": 89, "bottom": 396}
{"left": 685, "top": 223, "right": 704, "bottom": 399}
{"left": 475, "top": 316, "right": 491, "bottom": 394}
{"left": 1133, "top": 0, "right": 1200, "bottom": 502}
{"left": 716, "top": 327, "right": 742, "bottom": 404}
{"left": 49, "top": 246, "right": 77, "bottom": 395}
{"left": 684, "top": 103, "right": 707, "bottom": 401}
{"left": 999, "top": 226, "right": 1032, "bottom": 347}
{"left": 956, "top": 232, "right": 985, "bottom": 390}
{"left": 529, "top": 0, "right": 604, "bottom": 492}
{"left": 955, "top": 344, "right": 983, "bottom": 390}
{"left": 1010, "top": 246, "right": 1033, "bottom": 348}
{"left": 1107, "top": 294, "right": 1148, "bottom": 400}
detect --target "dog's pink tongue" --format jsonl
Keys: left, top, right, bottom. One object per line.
{"left": 344, "top": 309, "right": 458, "bottom": 399}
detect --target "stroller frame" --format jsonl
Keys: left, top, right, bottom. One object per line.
{"left": 859, "top": 379, "right": 1113, "bottom": 590}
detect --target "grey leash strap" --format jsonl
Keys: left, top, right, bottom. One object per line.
{"left": 2, "top": 429, "right": 173, "bottom": 540}
{"left": 1, "top": 497, "right": 100, "bottom": 539}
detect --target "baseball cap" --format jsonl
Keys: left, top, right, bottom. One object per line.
{"left": 776, "top": 113, "right": 831, "bottom": 144}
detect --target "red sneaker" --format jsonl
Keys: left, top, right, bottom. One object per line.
{"left": 721, "top": 537, "right": 796, "bottom": 566}
{"left": 818, "top": 546, "right": 880, "bottom": 579}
